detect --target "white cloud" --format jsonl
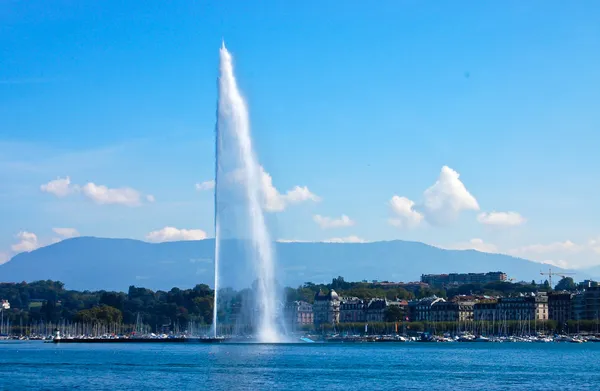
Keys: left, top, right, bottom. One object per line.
{"left": 232, "top": 166, "right": 320, "bottom": 212}
{"left": 477, "top": 211, "right": 526, "bottom": 226}
{"left": 509, "top": 240, "right": 582, "bottom": 255}
{"left": 389, "top": 166, "right": 478, "bottom": 227}
{"left": 323, "top": 235, "right": 366, "bottom": 243}
{"left": 146, "top": 226, "right": 208, "bottom": 243}
{"left": 284, "top": 186, "right": 321, "bottom": 204}
{"left": 40, "top": 176, "right": 77, "bottom": 197}
{"left": 313, "top": 214, "right": 355, "bottom": 229}
{"left": 52, "top": 227, "right": 80, "bottom": 239}
{"left": 276, "top": 239, "right": 311, "bottom": 243}
{"left": 81, "top": 183, "right": 143, "bottom": 206}
{"left": 195, "top": 180, "right": 215, "bottom": 191}
{"left": 534, "top": 259, "right": 573, "bottom": 269}
{"left": 507, "top": 240, "right": 600, "bottom": 269}
{"left": 11, "top": 231, "right": 39, "bottom": 252}
{"left": 260, "top": 168, "right": 287, "bottom": 212}
{"left": 0, "top": 252, "right": 10, "bottom": 265}
{"left": 448, "top": 238, "right": 498, "bottom": 253}
{"left": 388, "top": 196, "right": 424, "bottom": 228}
{"left": 261, "top": 168, "right": 320, "bottom": 212}
{"left": 589, "top": 238, "right": 600, "bottom": 254}
{"left": 422, "top": 166, "right": 479, "bottom": 224}
{"left": 443, "top": 237, "right": 600, "bottom": 269}
{"left": 41, "top": 177, "right": 153, "bottom": 207}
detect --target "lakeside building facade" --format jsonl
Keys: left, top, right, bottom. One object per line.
{"left": 409, "top": 296, "right": 446, "bottom": 322}
{"left": 572, "top": 286, "right": 600, "bottom": 321}
{"left": 429, "top": 300, "right": 475, "bottom": 322}
{"left": 365, "top": 298, "right": 387, "bottom": 322}
{"left": 474, "top": 301, "right": 498, "bottom": 321}
{"left": 497, "top": 293, "right": 548, "bottom": 321}
{"left": 548, "top": 292, "right": 572, "bottom": 325}
{"left": 339, "top": 298, "right": 367, "bottom": 323}
{"left": 338, "top": 298, "right": 407, "bottom": 323}
{"left": 313, "top": 290, "right": 340, "bottom": 326}
{"left": 283, "top": 301, "right": 314, "bottom": 330}
{"left": 473, "top": 294, "right": 549, "bottom": 322}
{"left": 421, "top": 272, "right": 507, "bottom": 287}
{"left": 314, "top": 295, "right": 411, "bottom": 325}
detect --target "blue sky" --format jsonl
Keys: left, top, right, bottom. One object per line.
{"left": 1, "top": 1, "right": 599, "bottom": 269}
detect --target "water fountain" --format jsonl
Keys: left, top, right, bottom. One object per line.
{"left": 211, "top": 42, "right": 282, "bottom": 343}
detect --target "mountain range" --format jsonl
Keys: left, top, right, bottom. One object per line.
{"left": 0, "top": 237, "right": 586, "bottom": 292}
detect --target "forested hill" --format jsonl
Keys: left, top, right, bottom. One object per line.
{"left": 0, "top": 237, "right": 572, "bottom": 291}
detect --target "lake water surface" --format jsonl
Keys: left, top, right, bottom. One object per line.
{"left": 1, "top": 341, "right": 599, "bottom": 390}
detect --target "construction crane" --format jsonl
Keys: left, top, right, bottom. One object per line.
{"left": 540, "top": 268, "right": 575, "bottom": 288}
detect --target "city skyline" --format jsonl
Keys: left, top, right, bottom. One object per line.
{"left": 1, "top": 1, "right": 599, "bottom": 270}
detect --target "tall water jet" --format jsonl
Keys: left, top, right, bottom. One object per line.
{"left": 212, "top": 42, "right": 282, "bottom": 343}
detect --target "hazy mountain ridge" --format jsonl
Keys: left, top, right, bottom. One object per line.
{"left": 0, "top": 237, "right": 580, "bottom": 291}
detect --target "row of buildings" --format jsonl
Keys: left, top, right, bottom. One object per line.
{"left": 283, "top": 286, "right": 600, "bottom": 329}
{"left": 420, "top": 272, "right": 508, "bottom": 287}
{"left": 413, "top": 294, "right": 549, "bottom": 323}
{"left": 283, "top": 290, "right": 406, "bottom": 329}
{"left": 414, "top": 287, "right": 600, "bottom": 325}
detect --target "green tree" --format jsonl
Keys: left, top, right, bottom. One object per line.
{"left": 100, "top": 292, "right": 125, "bottom": 311}
{"left": 75, "top": 305, "right": 123, "bottom": 324}
{"left": 542, "top": 280, "right": 551, "bottom": 291}
{"left": 383, "top": 305, "right": 404, "bottom": 322}
{"left": 191, "top": 297, "right": 213, "bottom": 323}
{"left": 555, "top": 277, "right": 577, "bottom": 291}
{"left": 331, "top": 276, "right": 350, "bottom": 290}
{"left": 192, "top": 284, "right": 212, "bottom": 297}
